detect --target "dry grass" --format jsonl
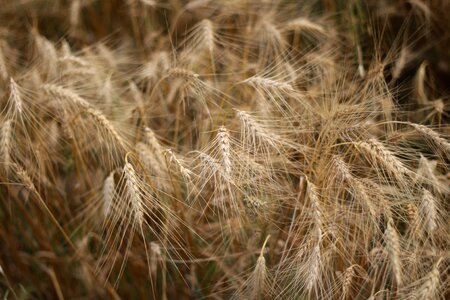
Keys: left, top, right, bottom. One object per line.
{"left": 0, "top": 0, "right": 449, "bottom": 299}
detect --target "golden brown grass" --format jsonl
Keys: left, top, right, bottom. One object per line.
{"left": 0, "top": 0, "right": 449, "bottom": 299}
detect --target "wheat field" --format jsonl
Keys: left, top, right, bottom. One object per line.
{"left": 0, "top": 0, "right": 449, "bottom": 299}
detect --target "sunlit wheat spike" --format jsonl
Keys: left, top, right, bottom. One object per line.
{"left": 3, "top": 2, "right": 450, "bottom": 299}
{"left": 33, "top": 32, "right": 58, "bottom": 76}
{"left": 123, "top": 162, "right": 144, "bottom": 226}
{"left": 415, "top": 155, "right": 446, "bottom": 194}
{"left": 385, "top": 220, "right": 402, "bottom": 286}
{"left": 43, "top": 84, "right": 126, "bottom": 150}
{"left": 405, "top": 203, "right": 420, "bottom": 234}
{"left": 250, "top": 235, "right": 270, "bottom": 300}
{"left": 392, "top": 47, "right": 412, "bottom": 80}
{"left": 420, "top": 189, "right": 437, "bottom": 234}
{"left": 256, "top": 19, "right": 285, "bottom": 58}
{"left": 331, "top": 156, "right": 377, "bottom": 220}
{"left": 409, "top": 123, "right": 450, "bottom": 155}
{"left": 235, "top": 109, "right": 282, "bottom": 148}
{"left": 243, "top": 76, "right": 294, "bottom": 92}
{"left": 199, "top": 19, "right": 215, "bottom": 52}
{"left": 11, "top": 163, "right": 36, "bottom": 194}
{"left": 61, "top": 68, "right": 97, "bottom": 78}
{"left": 304, "top": 180, "right": 324, "bottom": 296}
{"left": 144, "top": 127, "right": 165, "bottom": 163}
{"left": 102, "top": 171, "right": 115, "bottom": 218}
{"left": 184, "top": 19, "right": 215, "bottom": 55}
{"left": 306, "top": 243, "right": 321, "bottom": 294}
{"left": 357, "top": 138, "right": 411, "bottom": 178}
{"left": 168, "top": 67, "right": 199, "bottom": 80}
{"left": 184, "top": 0, "right": 210, "bottom": 10}
{"left": 164, "top": 149, "right": 192, "bottom": 180}
{"left": 96, "top": 43, "right": 119, "bottom": 69}
{"left": 59, "top": 40, "right": 72, "bottom": 56}
{"left": 43, "top": 84, "right": 90, "bottom": 108}
{"left": 129, "top": 81, "right": 144, "bottom": 106}
{"left": 408, "top": 0, "right": 432, "bottom": 23}
{"left": 0, "top": 120, "right": 13, "bottom": 173}
{"left": 331, "top": 155, "right": 353, "bottom": 180}
{"left": 416, "top": 155, "right": 437, "bottom": 181}
{"left": 341, "top": 265, "right": 356, "bottom": 300}
{"left": 101, "top": 74, "right": 113, "bottom": 106}
{"left": 9, "top": 78, "right": 23, "bottom": 115}
{"left": 306, "top": 181, "right": 323, "bottom": 236}
{"left": 357, "top": 45, "right": 366, "bottom": 78}
{"left": 149, "top": 241, "right": 161, "bottom": 276}
{"left": 233, "top": 235, "right": 271, "bottom": 300}
{"left": 414, "top": 62, "right": 429, "bottom": 104}
{"left": 139, "top": 51, "right": 170, "bottom": 81}
{"left": 282, "top": 17, "right": 326, "bottom": 34}
{"left": 217, "top": 126, "right": 232, "bottom": 178}
{"left": 243, "top": 196, "right": 266, "bottom": 217}
{"left": 86, "top": 107, "right": 126, "bottom": 149}
{"left": 0, "top": 42, "right": 8, "bottom": 80}
{"left": 58, "top": 55, "right": 89, "bottom": 67}
{"left": 416, "top": 258, "right": 442, "bottom": 300}
{"left": 136, "top": 143, "right": 163, "bottom": 173}
{"left": 70, "top": 0, "right": 81, "bottom": 30}
{"left": 136, "top": 143, "right": 168, "bottom": 192}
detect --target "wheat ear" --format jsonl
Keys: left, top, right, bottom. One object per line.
{"left": 0, "top": 42, "right": 8, "bottom": 80}
{"left": 357, "top": 138, "right": 411, "bottom": 178}
{"left": 123, "top": 162, "right": 144, "bottom": 226}
{"left": 282, "top": 17, "right": 326, "bottom": 34}
{"left": 341, "top": 265, "right": 356, "bottom": 300}
{"left": 0, "top": 120, "right": 12, "bottom": 173}
{"left": 250, "top": 235, "right": 271, "bottom": 300}
{"left": 305, "top": 181, "right": 323, "bottom": 294}
{"left": 43, "top": 84, "right": 126, "bottom": 150}
{"left": 409, "top": 123, "right": 450, "bottom": 156}
{"left": 102, "top": 171, "right": 115, "bottom": 218}
{"left": 217, "top": 126, "right": 232, "bottom": 178}
{"left": 420, "top": 189, "right": 438, "bottom": 234}
{"left": 164, "top": 149, "right": 192, "bottom": 180}
{"left": 143, "top": 127, "right": 165, "bottom": 164}
{"left": 243, "top": 76, "right": 294, "bottom": 92}
{"left": 332, "top": 156, "right": 377, "bottom": 220}
{"left": 168, "top": 67, "right": 199, "bottom": 80}
{"left": 416, "top": 258, "right": 442, "bottom": 300}
{"left": 385, "top": 220, "right": 402, "bottom": 286}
